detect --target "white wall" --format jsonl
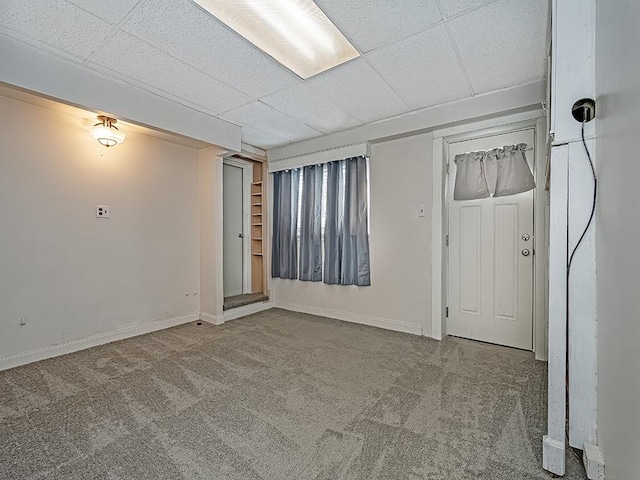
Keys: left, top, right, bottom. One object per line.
{"left": 273, "top": 133, "right": 433, "bottom": 336}
{"left": 595, "top": 1, "right": 640, "bottom": 477}
{"left": 0, "top": 95, "right": 201, "bottom": 363}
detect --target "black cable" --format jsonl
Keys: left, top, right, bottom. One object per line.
{"left": 568, "top": 120, "right": 598, "bottom": 276}
{"left": 564, "top": 120, "right": 597, "bottom": 444}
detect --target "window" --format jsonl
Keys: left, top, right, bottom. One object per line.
{"left": 296, "top": 160, "right": 370, "bottom": 237}
{"left": 273, "top": 156, "right": 371, "bottom": 285}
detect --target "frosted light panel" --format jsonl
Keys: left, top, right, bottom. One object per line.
{"left": 192, "top": 0, "right": 360, "bottom": 79}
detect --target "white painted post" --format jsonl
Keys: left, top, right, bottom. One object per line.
{"left": 568, "top": 139, "right": 598, "bottom": 448}
{"left": 198, "top": 148, "right": 227, "bottom": 325}
{"left": 431, "top": 136, "right": 446, "bottom": 340}
{"left": 543, "top": 143, "right": 569, "bottom": 476}
{"left": 548, "top": 0, "right": 598, "bottom": 460}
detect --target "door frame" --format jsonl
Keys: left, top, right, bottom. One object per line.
{"left": 430, "top": 109, "right": 548, "bottom": 359}
{"left": 223, "top": 157, "right": 253, "bottom": 295}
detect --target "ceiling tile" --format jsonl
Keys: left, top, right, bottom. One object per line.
{"left": 239, "top": 126, "right": 290, "bottom": 149}
{"left": 261, "top": 83, "right": 361, "bottom": 134}
{"left": 437, "top": 0, "right": 496, "bottom": 19}
{"left": 306, "top": 58, "right": 408, "bottom": 124}
{"left": 65, "top": 0, "right": 141, "bottom": 24}
{"left": 0, "top": 0, "right": 112, "bottom": 60}
{"left": 123, "top": 0, "right": 300, "bottom": 98}
{"left": 89, "top": 32, "right": 251, "bottom": 115}
{"left": 365, "top": 25, "right": 471, "bottom": 110}
{"left": 315, "top": 0, "right": 442, "bottom": 53}
{"left": 447, "top": 0, "right": 549, "bottom": 93}
{"left": 221, "top": 102, "right": 322, "bottom": 145}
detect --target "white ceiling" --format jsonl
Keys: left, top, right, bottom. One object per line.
{"left": 0, "top": 0, "right": 549, "bottom": 150}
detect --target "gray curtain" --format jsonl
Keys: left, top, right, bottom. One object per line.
{"left": 453, "top": 151, "right": 491, "bottom": 200}
{"left": 324, "top": 157, "right": 371, "bottom": 286}
{"left": 271, "top": 169, "right": 300, "bottom": 279}
{"left": 493, "top": 143, "right": 536, "bottom": 197}
{"left": 453, "top": 144, "right": 535, "bottom": 200}
{"left": 299, "top": 165, "right": 323, "bottom": 281}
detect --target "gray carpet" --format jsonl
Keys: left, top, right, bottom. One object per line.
{"left": 0, "top": 308, "right": 586, "bottom": 479}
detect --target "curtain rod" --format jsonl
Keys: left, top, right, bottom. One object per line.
{"left": 458, "top": 147, "right": 533, "bottom": 155}
{"left": 268, "top": 143, "right": 368, "bottom": 173}
{"left": 272, "top": 155, "right": 370, "bottom": 173}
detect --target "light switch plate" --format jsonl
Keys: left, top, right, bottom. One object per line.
{"left": 96, "top": 205, "right": 110, "bottom": 218}
{"left": 418, "top": 204, "right": 427, "bottom": 217}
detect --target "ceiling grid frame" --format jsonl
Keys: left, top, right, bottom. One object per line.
{"left": 0, "top": 0, "right": 550, "bottom": 150}
{"left": 304, "top": 2, "right": 412, "bottom": 112}
{"left": 80, "top": 0, "right": 148, "bottom": 66}
{"left": 433, "top": 0, "right": 477, "bottom": 97}
{"left": 86, "top": 46, "right": 251, "bottom": 118}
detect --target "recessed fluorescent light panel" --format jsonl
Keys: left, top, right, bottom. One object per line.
{"left": 192, "top": 0, "right": 360, "bottom": 79}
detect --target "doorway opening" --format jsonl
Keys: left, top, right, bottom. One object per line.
{"left": 431, "top": 114, "right": 548, "bottom": 358}
{"left": 222, "top": 155, "right": 269, "bottom": 311}
{"left": 446, "top": 128, "right": 535, "bottom": 350}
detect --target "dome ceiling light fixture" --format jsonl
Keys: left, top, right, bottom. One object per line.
{"left": 90, "top": 115, "right": 126, "bottom": 147}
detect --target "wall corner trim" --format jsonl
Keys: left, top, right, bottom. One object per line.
{"left": 200, "top": 312, "right": 225, "bottom": 325}
{"left": 0, "top": 313, "right": 200, "bottom": 372}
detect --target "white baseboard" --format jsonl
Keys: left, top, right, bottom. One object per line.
{"left": 224, "top": 301, "right": 273, "bottom": 322}
{"left": 200, "top": 312, "right": 225, "bottom": 325}
{"left": 276, "top": 301, "right": 423, "bottom": 336}
{"left": 0, "top": 313, "right": 200, "bottom": 372}
{"left": 543, "top": 435, "right": 566, "bottom": 476}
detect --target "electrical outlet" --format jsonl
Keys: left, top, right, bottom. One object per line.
{"left": 96, "top": 205, "right": 110, "bottom": 218}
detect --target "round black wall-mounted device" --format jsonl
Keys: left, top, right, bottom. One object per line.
{"left": 572, "top": 98, "right": 596, "bottom": 123}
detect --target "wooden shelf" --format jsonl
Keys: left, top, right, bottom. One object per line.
{"left": 251, "top": 162, "right": 266, "bottom": 296}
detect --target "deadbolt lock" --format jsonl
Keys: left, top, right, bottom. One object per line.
{"left": 522, "top": 249, "right": 530, "bottom": 257}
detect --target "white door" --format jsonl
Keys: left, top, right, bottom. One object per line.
{"left": 223, "top": 163, "right": 244, "bottom": 297}
{"left": 447, "top": 129, "right": 535, "bottom": 350}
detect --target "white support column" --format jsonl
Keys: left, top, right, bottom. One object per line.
{"left": 547, "top": 0, "right": 598, "bottom": 464}
{"left": 430, "top": 136, "right": 447, "bottom": 340}
{"left": 543, "top": 143, "right": 569, "bottom": 476}
{"left": 198, "top": 147, "right": 226, "bottom": 325}
{"left": 567, "top": 138, "right": 598, "bottom": 448}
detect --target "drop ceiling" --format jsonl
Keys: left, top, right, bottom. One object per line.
{"left": 0, "top": 0, "right": 549, "bottom": 150}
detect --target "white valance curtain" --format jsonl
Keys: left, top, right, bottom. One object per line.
{"left": 453, "top": 143, "right": 535, "bottom": 200}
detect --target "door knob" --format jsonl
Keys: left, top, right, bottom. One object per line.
{"left": 238, "top": 233, "right": 244, "bottom": 238}
{"left": 521, "top": 233, "right": 530, "bottom": 241}
{"left": 521, "top": 249, "right": 530, "bottom": 257}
